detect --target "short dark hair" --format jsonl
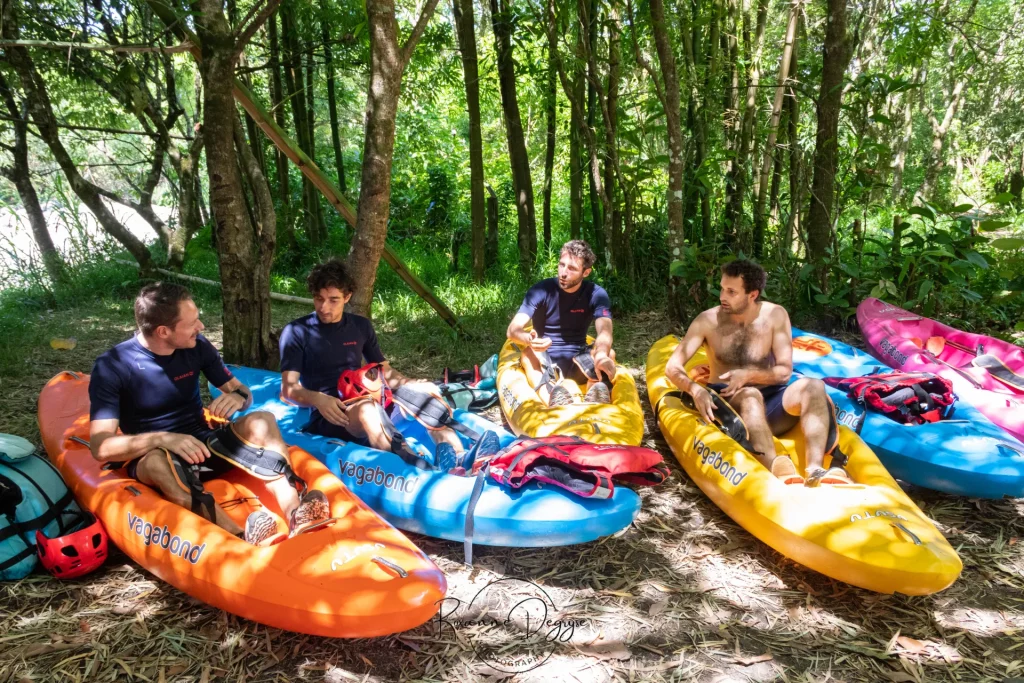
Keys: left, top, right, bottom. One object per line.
{"left": 721, "top": 259, "right": 767, "bottom": 300}
{"left": 561, "top": 240, "right": 596, "bottom": 270}
{"left": 135, "top": 282, "right": 192, "bottom": 336}
{"left": 306, "top": 258, "right": 356, "bottom": 295}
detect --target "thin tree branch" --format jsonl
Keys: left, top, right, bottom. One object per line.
{"left": 233, "top": 0, "right": 282, "bottom": 56}
{"left": 0, "top": 39, "right": 193, "bottom": 53}
{"left": 0, "top": 113, "right": 191, "bottom": 139}
{"left": 401, "top": 0, "right": 443, "bottom": 66}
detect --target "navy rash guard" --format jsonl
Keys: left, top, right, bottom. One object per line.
{"left": 279, "top": 312, "right": 385, "bottom": 398}
{"left": 279, "top": 312, "right": 386, "bottom": 439}
{"left": 88, "top": 334, "right": 233, "bottom": 437}
{"left": 517, "top": 278, "right": 612, "bottom": 360}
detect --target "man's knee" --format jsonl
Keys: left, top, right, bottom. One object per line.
{"left": 732, "top": 387, "right": 765, "bottom": 409}
{"left": 347, "top": 400, "right": 381, "bottom": 436}
{"left": 234, "top": 410, "right": 281, "bottom": 442}
{"left": 792, "top": 377, "right": 826, "bottom": 400}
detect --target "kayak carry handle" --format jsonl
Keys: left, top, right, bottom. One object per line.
{"left": 62, "top": 371, "right": 82, "bottom": 379}
{"left": 69, "top": 435, "right": 91, "bottom": 448}
{"left": 371, "top": 556, "right": 408, "bottom": 578}
{"left": 892, "top": 522, "right": 922, "bottom": 546}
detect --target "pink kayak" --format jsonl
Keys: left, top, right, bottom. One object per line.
{"left": 858, "top": 297, "right": 1024, "bottom": 442}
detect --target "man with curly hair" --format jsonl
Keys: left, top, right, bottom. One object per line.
{"left": 279, "top": 259, "right": 468, "bottom": 468}
{"left": 664, "top": 259, "right": 852, "bottom": 486}
{"left": 507, "top": 240, "right": 616, "bottom": 406}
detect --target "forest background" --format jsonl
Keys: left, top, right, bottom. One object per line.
{"left": 0, "top": 0, "right": 1022, "bottom": 378}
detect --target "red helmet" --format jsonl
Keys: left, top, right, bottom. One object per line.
{"left": 337, "top": 363, "right": 392, "bottom": 406}
{"left": 35, "top": 512, "right": 108, "bottom": 580}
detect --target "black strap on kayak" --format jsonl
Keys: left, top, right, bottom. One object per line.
{"left": 390, "top": 385, "right": 482, "bottom": 442}
{"left": 206, "top": 426, "right": 306, "bottom": 493}
{"left": 655, "top": 388, "right": 762, "bottom": 456}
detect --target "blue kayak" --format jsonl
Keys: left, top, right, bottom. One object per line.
{"left": 791, "top": 328, "right": 1024, "bottom": 499}
{"left": 216, "top": 366, "right": 641, "bottom": 547}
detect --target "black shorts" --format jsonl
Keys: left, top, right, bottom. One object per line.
{"left": 303, "top": 404, "right": 397, "bottom": 448}
{"left": 124, "top": 425, "right": 235, "bottom": 482}
{"left": 550, "top": 347, "right": 591, "bottom": 387}
{"left": 708, "top": 382, "right": 800, "bottom": 437}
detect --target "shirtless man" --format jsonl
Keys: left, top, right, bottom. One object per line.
{"left": 665, "top": 259, "right": 851, "bottom": 486}
{"left": 507, "top": 240, "right": 616, "bottom": 406}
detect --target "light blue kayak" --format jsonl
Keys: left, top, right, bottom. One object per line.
{"left": 791, "top": 328, "right": 1024, "bottom": 498}
{"left": 216, "top": 366, "right": 641, "bottom": 548}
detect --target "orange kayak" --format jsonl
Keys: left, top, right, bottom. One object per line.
{"left": 38, "top": 372, "right": 446, "bottom": 637}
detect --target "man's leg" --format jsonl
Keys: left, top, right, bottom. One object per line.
{"left": 779, "top": 378, "right": 850, "bottom": 484}
{"left": 133, "top": 449, "right": 243, "bottom": 535}
{"left": 232, "top": 411, "right": 300, "bottom": 520}
{"left": 428, "top": 426, "right": 464, "bottom": 452}
{"left": 520, "top": 346, "right": 555, "bottom": 404}
{"left": 344, "top": 399, "right": 394, "bottom": 451}
{"left": 726, "top": 388, "right": 776, "bottom": 469}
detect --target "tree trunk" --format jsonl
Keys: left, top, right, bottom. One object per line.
{"left": 753, "top": 0, "right": 799, "bottom": 258}
{"left": 542, "top": 23, "right": 557, "bottom": 252}
{"left": 724, "top": 0, "right": 769, "bottom": 248}
{"left": 486, "top": 183, "right": 499, "bottom": 269}
{"left": 490, "top": 0, "right": 537, "bottom": 275}
{"left": 679, "top": 2, "right": 711, "bottom": 244}
{"left": 649, "top": 0, "right": 686, "bottom": 319}
{"left": 914, "top": 76, "right": 972, "bottom": 205}
{"left": 323, "top": 17, "right": 347, "bottom": 194}
{"left": 194, "top": 0, "right": 277, "bottom": 366}
{"left": 267, "top": 14, "right": 294, "bottom": 249}
{"left": 168, "top": 134, "right": 205, "bottom": 270}
{"left": 586, "top": 0, "right": 601, "bottom": 252}
{"left": 569, "top": 63, "right": 583, "bottom": 240}
{"left": 346, "top": 0, "right": 441, "bottom": 317}
{"left": 805, "top": 0, "right": 854, "bottom": 288}
{"left": 305, "top": 41, "right": 327, "bottom": 242}
{"left": 4, "top": 33, "right": 154, "bottom": 273}
{"left": 281, "top": 0, "right": 318, "bottom": 245}
{"left": 0, "top": 72, "right": 66, "bottom": 286}
{"left": 453, "top": 0, "right": 486, "bottom": 281}
{"left": 605, "top": 5, "right": 623, "bottom": 270}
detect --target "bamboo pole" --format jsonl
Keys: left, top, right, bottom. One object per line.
{"left": 115, "top": 260, "right": 314, "bottom": 305}
{"left": 0, "top": 39, "right": 193, "bottom": 53}
{"left": 145, "top": 0, "right": 467, "bottom": 336}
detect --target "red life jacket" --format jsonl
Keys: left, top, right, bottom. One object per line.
{"left": 486, "top": 436, "right": 669, "bottom": 499}
{"left": 824, "top": 372, "right": 956, "bottom": 425}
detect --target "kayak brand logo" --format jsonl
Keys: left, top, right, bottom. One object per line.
{"left": 834, "top": 406, "right": 863, "bottom": 430}
{"left": 331, "top": 542, "right": 385, "bottom": 571}
{"left": 126, "top": 512, "right": 205, "bottom": 564}
{"left": 692, "top": 436, "right": 748, "bottom": 487}
{"left": 501, "top": 386, "right": 522, "bottom": 414}
{"left": 880, "top": 338, "right": 908, "bottom": 366}
{"left": 849, "top": 509, "right": 908, "bottom": 523}
{"left": 339, "top": 460, "right": 418, "bottom": 493}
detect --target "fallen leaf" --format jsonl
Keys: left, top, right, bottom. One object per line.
{"left": 579, "top": 642, "right": 632, "bottom": 660}
{"left": 395, "top": 637, "right": 421, "bottom": 652}
{"left": 112, "top": 603, "right": 140, "bottom": 615}
{"left": 167, "top": 664, "right": 188, "bottom": 676}
{"left": 358, "top": 654, "right": 373, "bottom": 667}
{"left": 648, "top": 598, "right": 670, "bottom": 617}
{"left": 79, "top": 620, "right": 91, "bottom": 633}
{"left": 896, "top": 636, "right": 927, "bottom": 654}
{"left": 733, "top": 653, "right": 773, "bottom": 666}
{"left": 881, "top": 672, "right": 916, "bottom": 682}
{"left": 21, "top": 642, "right": 79, "bottom": 658}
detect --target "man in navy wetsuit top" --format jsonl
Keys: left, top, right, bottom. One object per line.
{"left": 507, "top": 240, "right": 616, "bottom": 406}
{"left": 88, "top": 283, "right": 329, "bottom": 546}
{"left": 279, "top": 259, "right": 466, "bottom": 466}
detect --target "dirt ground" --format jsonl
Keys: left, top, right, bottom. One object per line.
{"left": 3, "top": 308, "right": 1024, "bottom": 683}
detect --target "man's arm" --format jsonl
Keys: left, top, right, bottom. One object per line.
{"left": 281, "top": 370, "right": 350, "bottom": 426}
{"left": 89, "top": 419, "right": 210, "bottom": 465}
{"left": 665, "top": 315, "right": 708, "bottom": 395}
{"left": 507, "top": 311, "right": 550, "bottom": 350}
{"left": 592, "top": 317, "right": 616, "bottom": 379}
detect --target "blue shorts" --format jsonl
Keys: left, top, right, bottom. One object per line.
{"left": 708, "top": 383, "right": 799, "bottom": 437}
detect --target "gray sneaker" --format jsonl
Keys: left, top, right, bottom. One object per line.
{"left": 584, "top": 381, "right": 611, "bottom": 404}
{"left": 244, "top": 510, "right": 281, "bottom": 546}
{"left": 548, "top": 385, "right": 574, "bottom": 407}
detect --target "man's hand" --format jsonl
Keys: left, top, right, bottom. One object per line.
{"left": 594, "top": 350, "right": 616, "bottom": 381}
{"left": 161, "top": 432, "right": 210, "bottom": 465}
{"left": 527, "top": 330, "right": 552, "bottom": 352}
{"left": 315, "top": 393, "right": 351, "bottom": 427}
{"left": 689, "top": 385, "right": 717, "bottom": 425}
{"left": 207, "top": 391, "right": 245, "bottom": 419}
{"left": 718, "top": 369, "right": 756, "bottom": 397}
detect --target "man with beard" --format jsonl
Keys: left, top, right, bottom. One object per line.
{"left": 507, "top": 240, "right": 616, "bottom": 406}
{"left": 664, "top": 259, "right": 852, "bottom": 486}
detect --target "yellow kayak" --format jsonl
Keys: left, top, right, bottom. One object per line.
{"left": 496, "top": 338, "right": 644, "bottom": 445}
{"left": 647, "top": 335, "right": 962, "bottom": 595}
